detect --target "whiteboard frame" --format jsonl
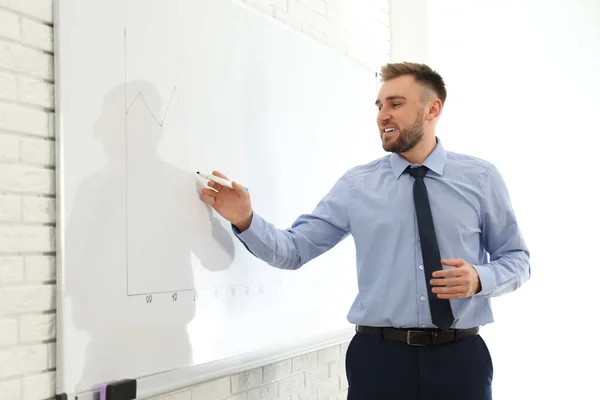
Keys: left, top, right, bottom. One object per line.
{"left": 53, "top": 0, "right": 67, "bottom": 396}
{"left": 70, "top": 327, "right": 354, "bottom": 400}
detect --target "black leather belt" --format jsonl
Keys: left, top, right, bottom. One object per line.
{"left": 356, "top": 325, "right": 479, "bottom": 346}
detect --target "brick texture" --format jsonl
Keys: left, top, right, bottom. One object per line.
{"left": 0, "top": 2, "right": 57, "bottom": 399}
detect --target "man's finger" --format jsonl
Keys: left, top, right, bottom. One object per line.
{"left": 431, "top": 268, "right": 464, "bottom": 278}
{"left": 212, "top": 170, "right": 230, "bottom": 180}
{"left": 199, "top": 191, "right": 216, "bottom": 206}
{"left": 441, "top": 258, "right": 465, "bottom": 267}
{"left": 201, "top": 187, "right": 219, "bottom": 196}
{"left": 430, "top": 277, "right": 462, "bottom": 286}
{"left": 232, "top": 181, "right": 249, "bottom": 197}
{"left": 436, "top": 292, "right": 467, "bottom": 299}
{"left": 207, "top": 180, "right": 223, "bottom": 192}
{"left": 200, "top": 188, "right": 219, "bottom": 203}
{"left": 432, "top": 285, "right": 464, "bottom": 294}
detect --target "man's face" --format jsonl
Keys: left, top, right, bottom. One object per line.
{"left": 375, "top": 75, "right": 426, "bottom": 154}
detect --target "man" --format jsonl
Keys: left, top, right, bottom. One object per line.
{"left": 199, "top": 62, "right": 530, "bottom": 400}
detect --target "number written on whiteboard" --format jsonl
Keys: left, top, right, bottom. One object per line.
{"left": 172, "top": 292, "right": 178, "bottom": 302}
{"left": 146, "top": 295, "right": 152, "bottom": 304}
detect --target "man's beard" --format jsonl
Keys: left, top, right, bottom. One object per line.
{"left": 383, "top": 109, "right": 425, "bottom": 154}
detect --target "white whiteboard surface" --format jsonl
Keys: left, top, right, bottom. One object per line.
{"left": 55, "top": 0, "right": 381, "bottom": 396}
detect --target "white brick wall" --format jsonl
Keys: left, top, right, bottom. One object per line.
{"left": 159, "top": 342, "right": 352, "bottom": 400}
{"left": 0, "top": 0, "right": 389, "bottom": 399}
{"left": 0, "top": 1, "right": 57, "bottom": 399}
{"left": 245, "top": 0, "right": 390, "bottom": 71}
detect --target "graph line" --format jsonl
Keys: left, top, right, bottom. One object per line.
{"left": 124, "top": 29, "right": 187, "bottom": 131}
{"left": 123, "top": 27, "right": 194, "bottom": 297}
{"left": 125, "top": 86, "right": 181, "bottom": 127}
{"left": 123, "top": 29, "right": 194, "bottom": 168}
{"left": 125, "top": 28, "right": 129, "bottom": 297}
{"left": 121, "top": 28, "right": 282, "bottom": 298}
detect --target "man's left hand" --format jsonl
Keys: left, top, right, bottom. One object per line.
{"left": 430, "top": 258, "right": 481, "bottom": 299}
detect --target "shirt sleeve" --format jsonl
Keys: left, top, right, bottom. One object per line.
{"left": 473, "top": 164, "right": 531, "bottom": 297}
{"left": 231, "top": 171, "right": 352, "bottom": 270}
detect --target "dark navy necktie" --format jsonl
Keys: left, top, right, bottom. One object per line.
{"left": 406, "top": 166, "right": 455, "bottom": 330}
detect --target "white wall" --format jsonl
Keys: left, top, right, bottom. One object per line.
{"left": 0, "top": 1, "right": 56, "bottom": 399}
{"left": 389, "top": 0, "right": 428, "bottom": 63}
{"left": 0, "top": 0, "right": 390, "bottom": 399}
{"left": 391, "top": 1, "right": 600, "bottom": 399}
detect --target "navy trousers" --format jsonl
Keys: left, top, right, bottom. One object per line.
{"left": 345, "top": 330, "right": 493, "bottom": 400}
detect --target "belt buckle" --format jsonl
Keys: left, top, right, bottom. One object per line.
{"left": 406, "top": 330, "right": 427, "bottom": 346}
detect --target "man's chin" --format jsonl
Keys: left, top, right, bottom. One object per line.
{"left": 381, "top": 138, "right": 399, "bottom": 153}
{"left": 381, "top": 136, "right": 394, "bottom": 150}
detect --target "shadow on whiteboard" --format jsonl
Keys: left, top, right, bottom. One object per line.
{"left": 62, "top": 81, "right": 235, "bottom": 392}
{"left": 122, "top": 80, "right": 237, "bottom": 294}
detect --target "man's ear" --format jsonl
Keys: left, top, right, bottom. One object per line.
{"left": 426, "top": 99, "right": 443, "bottom": 121}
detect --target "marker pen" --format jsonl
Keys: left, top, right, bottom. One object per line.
{"left": 196, "top": 172, "right": 249, "bottom": 191}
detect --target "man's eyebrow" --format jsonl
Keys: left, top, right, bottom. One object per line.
{"left": 374, "top": 95, "right": 408, "bottom": 105}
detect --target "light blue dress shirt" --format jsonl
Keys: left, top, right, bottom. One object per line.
{"left": 233, "top": 138, "right": 530, "bottom": 329}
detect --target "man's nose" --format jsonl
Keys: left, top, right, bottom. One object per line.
{"left": 378, "top": 112, "right": 391, "bottom": 125}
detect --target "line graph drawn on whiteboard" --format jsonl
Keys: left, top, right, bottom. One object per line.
{"left": 122, "top": 27, "right": 285, "bottom": 299}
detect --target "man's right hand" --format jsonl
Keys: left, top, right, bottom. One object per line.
{"left": 199, "top": 170, "right": 253, "bottom": 232}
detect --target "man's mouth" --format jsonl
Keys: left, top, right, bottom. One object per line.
{"left": 382, "top": 127, "right": 398, "bottom": 138}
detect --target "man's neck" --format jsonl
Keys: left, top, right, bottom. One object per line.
{"left": 398, "top": 135, "right": 437, "bottom": 165}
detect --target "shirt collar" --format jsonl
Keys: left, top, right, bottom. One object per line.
{"left": 389, "top": 136, "right": 447, "bottom": 178}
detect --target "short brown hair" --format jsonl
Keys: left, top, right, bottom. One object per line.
{"left": 379, "top": 62, "right": 447, "bottom": 105}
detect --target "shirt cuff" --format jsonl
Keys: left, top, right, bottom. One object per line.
{"left": 230, "top": 212, "right": 273, "bottom": 256}
{"left": 472, "top": 264, "right": 497, "bottom": 297}
{"left": 232, "top": 211, "right": 258, "bottom": 236}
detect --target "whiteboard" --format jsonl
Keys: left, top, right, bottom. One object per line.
{"left": 54, "top": 0, "right": 382, "bottom": 397}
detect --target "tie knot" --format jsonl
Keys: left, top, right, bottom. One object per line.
{"left": 406, "top": 166, "right": 428, "bottom": 178}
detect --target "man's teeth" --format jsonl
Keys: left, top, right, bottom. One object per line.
{"left": 384, "top": 128, "right": 398, "bottom": 133}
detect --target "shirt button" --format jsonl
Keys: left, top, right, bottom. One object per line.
{"left": 418, "top": 265, "right": 424, "bottom": 270}
{"left": 420, "top": 295, "right": 426, "bottom": 301}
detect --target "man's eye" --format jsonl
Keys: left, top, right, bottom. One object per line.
{"left": 392, "top": 103, "right": 401, "bottom": 107}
